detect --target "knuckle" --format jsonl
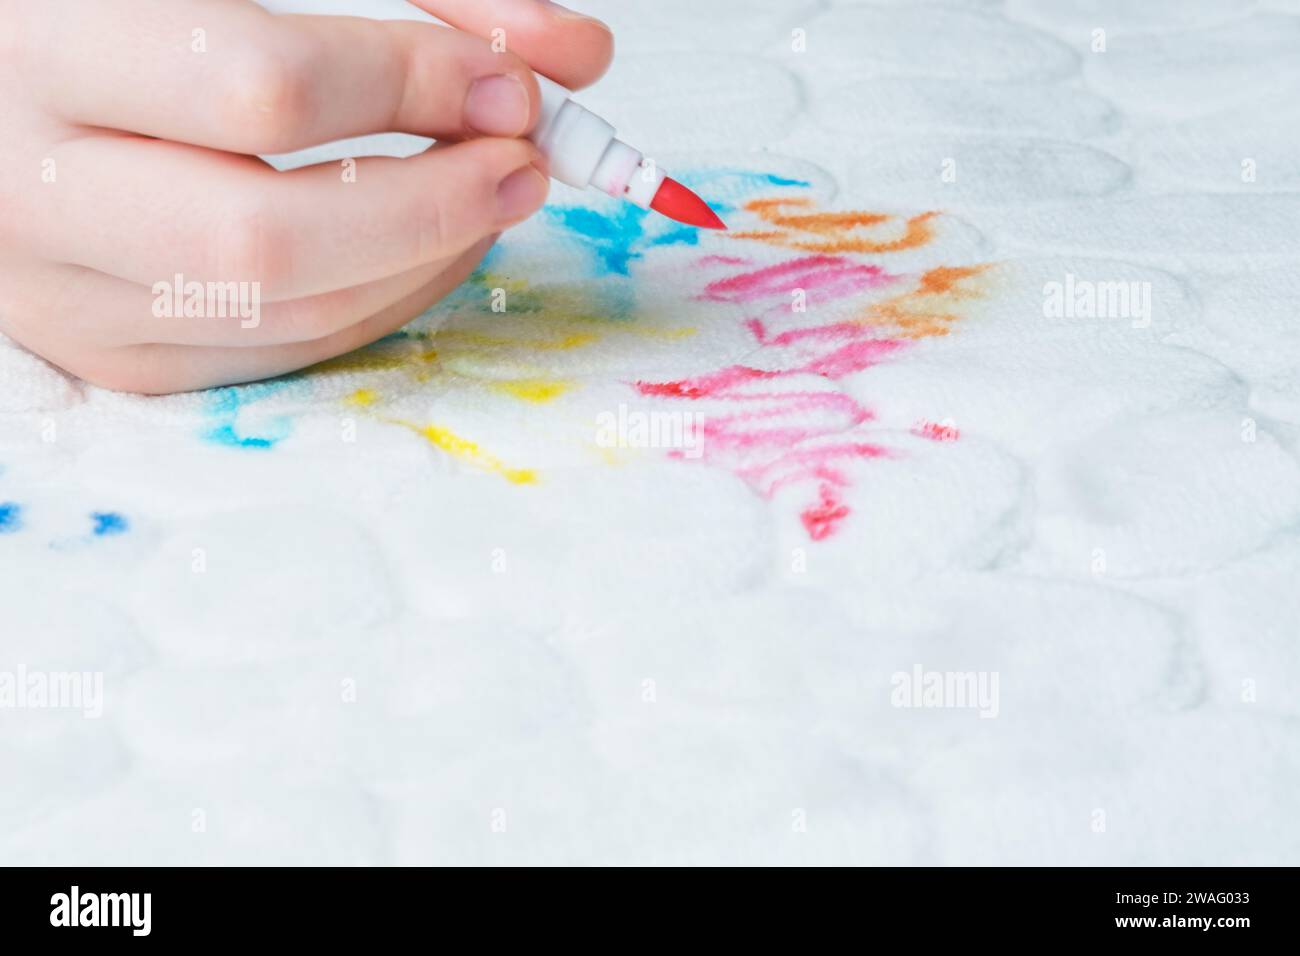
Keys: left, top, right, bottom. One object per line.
{"left": 219, "top": 45, "right": 316, "bottom": 152}
{"left": 490, "top": 49, "right": 531, "bottom": 81}
{"left": 209, "top": 197, "right": 290, "bottom": 290}
{"left": 407, "top": 188, "right": 448, "bottom": 262}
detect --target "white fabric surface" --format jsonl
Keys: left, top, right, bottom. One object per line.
{"left": 2, "top": 0, "right": 1298, "bottom": 865}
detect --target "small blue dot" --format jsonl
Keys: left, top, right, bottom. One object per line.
{"left": 91, "top": 512, "right": 129, "bottom": 536}
{"left": 0, "top": 502, "right": 21, "bottom": 534}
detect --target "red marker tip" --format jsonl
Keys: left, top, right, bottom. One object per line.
{"left": 650, "top": 178, "right": 727, "bottom": 230}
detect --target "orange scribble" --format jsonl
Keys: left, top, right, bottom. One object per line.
{"left": 915, "top": 265, "right": 985, "bottom": 298}
{"left": 861, "top": 264, "right": 991, "bottom": 339}
{"left": 731, "top": 199, "right": 940, "bottom": 254}
{"left": 744, "top": 200, "right": 891, "bottom": 233}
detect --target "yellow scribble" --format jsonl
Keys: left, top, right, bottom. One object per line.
{"left": 489, "top": 379, "right": 572, "bottom": 404}
{"left": 478, "top": 272, "right": 531, "bottom": 297}
{"left": 398, "top": 420, "right": 537, "bottom": 485}
{"left": 632, "top": 326, "right": 697, "bottom": 342}
{"left": 313, "top": 344, "right": 439, "bottom": 377}
{"left": 347, "top": 388, "right": 378, "bottom": 407}
{"left": 434, "top": 329, "right": 598, "bottom": 352}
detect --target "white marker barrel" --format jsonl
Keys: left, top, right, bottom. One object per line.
{"left": 530, "top": 75, "right": 667, "bottom": 209}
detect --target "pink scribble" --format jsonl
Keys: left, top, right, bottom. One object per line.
{"left": 802, "top": 339, "right": 903, "bottom": 378}
{"left": 801, "top": 485, "right": 852, "bottom": 541}
{"left": 703, "top": 255, "right": 897, "bottom": 305}
{"left": 913, "top": 420, "right": 960, "bottom": 442}
{"left": 634, "top": 251, "right": 970, "bottom": 541}
{"left": 635, "top": 320, "right": 898, "bottom": 532}
{"left": 637, "top": 365, "right": 775, "bottom": 399}
{"left": 747, "top": 317, "right": 877, "bottom": 347}
{"left": 750, "top": 443, "right": 891, "bottom": 498}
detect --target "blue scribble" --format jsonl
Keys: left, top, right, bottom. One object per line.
{"left": 0, "top": 502, "right": 21, "bottom": 534}
{"left": 201, "top": 380, "right": 294, "bottom": 449}
{"left": 91, "top": 512, "right": 129, "bottom": 537}
{"left": 204, "top": 424, "right": 289, "bottom": 448}
{"left": 545, "top": 202, "right": 696, "bottom": 278}
{"left": 687, "top": 170, "right": 810, "bottom": 191}
{"left": 544, "top": 167, "right": 812, "bottom": 279}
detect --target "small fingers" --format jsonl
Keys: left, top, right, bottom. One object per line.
{"left": 43, "top": 254, "right": 469, "bottom": 348}
{"left": 29, "top": 0, "right": 551, "bottom": 153}
{"left": 410, "top": 0, "right": 615, "bottom": 91}
{"left": 70, "top": 237, "right": 496, "bottom": 394}
{"left": 29, "top": 134, "right": 548, "bottom": 301}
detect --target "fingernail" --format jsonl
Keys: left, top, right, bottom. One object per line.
{"left": 465, "top": 74, "right": 531, "bottom": 137}
{"left": 497, "top": 164, "right": 549, "bottom": 223}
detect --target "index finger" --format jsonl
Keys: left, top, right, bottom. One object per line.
{"left": 409, "top": 0, "right": 615, "bottom": 91}
{"left": 30, "top": 0, "right": 549, "bottom": 156}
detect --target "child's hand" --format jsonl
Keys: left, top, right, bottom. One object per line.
{"left": 0, "top": 0, "right": 613, "bottom": 393}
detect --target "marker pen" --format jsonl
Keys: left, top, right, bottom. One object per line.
{"left": 529, "top": 75, "right": 726, "bottom": 230}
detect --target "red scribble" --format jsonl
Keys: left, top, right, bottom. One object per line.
{"left": 636, "top": 365, "right": 775, "bottom": 399}
{"left": 801, "top": 485, "right": 852, "bottom": 541}
{"left": 913, "top": 420, "right": 960, "bottom": 442}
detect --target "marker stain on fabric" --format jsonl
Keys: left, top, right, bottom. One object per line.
{"left": 859, "top": 264, "right": 991, "bottom": 339}
{"left": 914, "top": 420, "right": 961, "bottom": 442}
{"left": 629, "top": 201, "right": 994, "bottom": 541}
{"left": 393, "top": 419, "right": 537, "bottom": 485}
{"left": 547, "top": 203, "right": 702, "bottom": 278}
{"left": 91, "top": 512, "right": 129, "bottom": 537}
{"left": 201, "top": 382, "right": 295, "bottom": 449}
{"left": 635, "top": 336, "right": 902, "bottom": 400}
{"left": 490, "top": 379, "right": 572, "bottom": 404}
{"left": 350, "top": 391, "right": 540, "bottom": 482}
{"left": 702, "top": 256, "right": 897, "bottom": 305}
{"left": 0, "top": 502, "right": 22, "bottom": 534}
{"left": 801, "top": 485, "right": 853, "bottom": 541}
{"left": 732, "top": 200, "right": 940, "bottom": 255}
{"left": 436, "top": 329, "right": 598, "bottom": 353}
